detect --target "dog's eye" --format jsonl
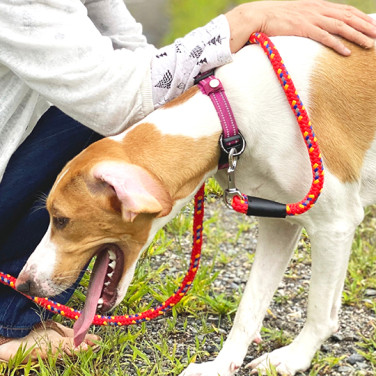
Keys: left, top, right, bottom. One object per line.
{"left": 53, "top": 216, "right": 70, "bottom": 230}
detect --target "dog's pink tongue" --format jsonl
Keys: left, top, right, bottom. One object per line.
{"left": 73, "top": 251, "right": 109, "bottom": 347}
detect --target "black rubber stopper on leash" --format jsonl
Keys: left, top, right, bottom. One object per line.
{"left": 246, "top": 196, "right": 287, "bottom": 218}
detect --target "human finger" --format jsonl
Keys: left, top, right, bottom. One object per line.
{"left": 322, "top": 6, "right": 376, "bottom": 40}
{"left": 318, "top": 15, "right": 375, "bottom": 49}
{"left": 326, "top": 1, "right": 376, "bottom": 28}
{"left": 304, "top": 23, "right": 352, "bottom": 55}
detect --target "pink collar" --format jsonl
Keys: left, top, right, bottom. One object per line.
{"left": 195, "top": 71, "right": 245, "bottom": 168}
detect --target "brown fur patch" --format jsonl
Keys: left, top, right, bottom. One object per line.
{"left": 120, "top": 123, "right": 221, "bottom": 201}
{"left": 309, "top": 41, "right": 376, "bottom": 182}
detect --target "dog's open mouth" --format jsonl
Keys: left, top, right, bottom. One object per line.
{"left": 97, "top": 245, "right": 124, "bottom": 313}
{"left": 73, "top": 244, "right": 124, "bottom": 346}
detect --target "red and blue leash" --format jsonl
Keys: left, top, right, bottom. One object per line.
{"left": 232, "top": 33, "right": 324, "bottom": 217}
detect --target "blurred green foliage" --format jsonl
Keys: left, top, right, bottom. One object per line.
{"left": 341, "top": 0, "right": 376, "bottom": 12}
{"left": 164, "top": 0, "right": 376, "bottom": 43}
{"left": 163, "top": 0, "right": 233, "bottom": 43}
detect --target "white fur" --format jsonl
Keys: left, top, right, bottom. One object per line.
{"left": 18, "top": 225, "right": 60, "bottom": 296}
{"left": 361, "top": 138, "right": 376, "bottom": 206}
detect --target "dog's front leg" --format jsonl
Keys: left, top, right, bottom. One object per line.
{"left": 180, "top": 218, "right": 302, "bottom": 376}
{"left": 249, "top": 222, "right": 356, "bottom": 375}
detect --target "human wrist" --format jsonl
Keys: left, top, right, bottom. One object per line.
{"left": 225, "top": 3, "right": 263, "bottom": 53}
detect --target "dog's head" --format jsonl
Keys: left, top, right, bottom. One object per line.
{"left": 16, "top": 139, "right": 173, "bottom": 314}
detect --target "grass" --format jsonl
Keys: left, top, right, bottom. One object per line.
{"left": 344, "top": 206, "right": 376, "bottom": 308}
{"left": 3, "top": 179, "right": 375, "bottom": 375}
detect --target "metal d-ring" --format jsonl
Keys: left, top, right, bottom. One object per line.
{"left": 219, "top": 132, "right": 246, "bottom": 158}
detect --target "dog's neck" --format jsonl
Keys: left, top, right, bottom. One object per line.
{"left": 110, "top": 86, "right": 223, "bottom": 203}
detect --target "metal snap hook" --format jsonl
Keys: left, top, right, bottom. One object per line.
{"left": 224, "top": 148, "right": 243, "bottom": 209}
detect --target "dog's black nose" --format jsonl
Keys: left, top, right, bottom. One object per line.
{"left": 16, "top": 280, "right": 32, "bottom": 294}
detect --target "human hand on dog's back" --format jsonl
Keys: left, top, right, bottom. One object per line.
{"left": 226, "top": 0, "right": 376, "bottom": 55}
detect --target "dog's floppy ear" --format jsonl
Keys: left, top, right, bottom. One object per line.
{"left": 92, "top": 162, "right": 172, "bottom": 222}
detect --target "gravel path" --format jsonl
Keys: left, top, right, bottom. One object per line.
{"left": 140, "top": 199, "right": 376, "bottom": 375}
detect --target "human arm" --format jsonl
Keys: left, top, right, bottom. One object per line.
{"left": 86, "top": 0, "right": 233, "bottom": 108}
{"left": 0, "top": 0, "right": 156, "bottom": 135}
{"left": 0, "top": 0, "right": 232, "bottom": 133}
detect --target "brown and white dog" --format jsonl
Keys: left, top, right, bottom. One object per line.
{"left": 16, "top": 28, "right": 376, "bottom": 375}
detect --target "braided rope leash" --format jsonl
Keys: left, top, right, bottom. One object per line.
{"left": 0, "top": 185, "right": 205, "bottom": 326}
{"left": 231, "top": 33, "right": 324, "bottom": 217}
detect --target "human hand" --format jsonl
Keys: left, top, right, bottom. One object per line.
{"left": 225, "top": 0, "right": 376, "bottom": 55}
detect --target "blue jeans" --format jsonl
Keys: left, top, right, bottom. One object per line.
{"left": 0, "top": 107, "right": 101, "bottom": 338}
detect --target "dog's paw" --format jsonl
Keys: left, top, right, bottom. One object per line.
{"left": 179, "top": 360, "right": 240, "bottom": 376}
{"left": 246, "top": 345, "right": 312, "bottom": 375}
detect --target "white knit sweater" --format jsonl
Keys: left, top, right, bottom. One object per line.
{"left": 0, "top": 0, "right": 233, "bottom": 182}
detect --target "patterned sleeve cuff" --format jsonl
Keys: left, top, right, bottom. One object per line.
{"left": 151, "top": 14, "right": 233, "bottom": 108}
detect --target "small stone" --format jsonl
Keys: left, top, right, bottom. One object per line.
{"left": 286, "top": 310, "right": 302, "bottom": 320}
{"left": 207, "top": 317, "right": 217, "bottom": 322}
{"left": 218, "top": 328, "right": 227, "bottom": 335}
{"left": 357, "top": 362, "right": 369, "bottom": 369}
{"left": 338, "top": 366, "right": 353, "bottom": 373}
{"left": 331, "top": 333, "right": 343, "bottom": 342}
{"left": 342, "top": 334, "right": 360, "bottom": 342}
{"left": 347, "top": 353, "right": 365, "bottom": 365}
{"left": 275, "top": 319, "right": 284, "bottom": 328}
{"left": 321, "top": 344, "right": 330, "bottom": 352}
{"left": 364, "top": 288, "right": 376, "bottom": 297}
{"left": 206, "top": 345, "right": 217, "bottom": 353}
{"left": 190, "top": 327, "right": 198, "bottom": 334}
